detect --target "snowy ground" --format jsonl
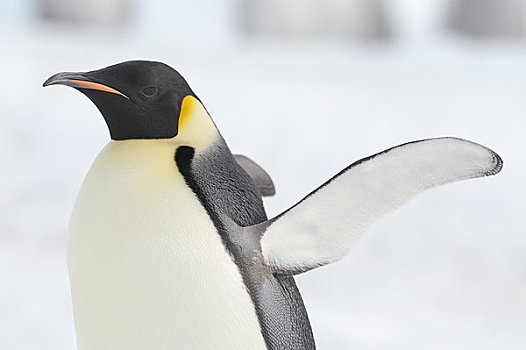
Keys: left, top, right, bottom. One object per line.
{"left": 0, "top": 27, "right": 525, "bottom": 349}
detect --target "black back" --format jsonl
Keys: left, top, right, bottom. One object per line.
{"left": 175, "top": 139, "right": 316, "bottom": 350}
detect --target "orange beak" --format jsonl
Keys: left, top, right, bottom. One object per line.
{"left": 43, "top": 72, "right": 128, "bottom": 99}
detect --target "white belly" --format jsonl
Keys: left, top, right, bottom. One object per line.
{"left": 68, "top": 141, "right": 267, "bottom": 350}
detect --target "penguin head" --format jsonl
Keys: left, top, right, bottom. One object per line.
{"left": 44, "top": 60, "right": 210, "bottom": 141}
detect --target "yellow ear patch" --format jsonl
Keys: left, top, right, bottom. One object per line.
{"left": 178, "top": 95, "right": 197, "bottom": 132}
{"left": 174, "top": 95, "right": 218, "bottom": 149}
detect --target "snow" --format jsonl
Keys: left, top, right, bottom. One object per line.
{"left": 0, "top": 19, "right": 525, "bottom": 350}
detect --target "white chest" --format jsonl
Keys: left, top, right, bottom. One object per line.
{"left": 68, "top": 141, "right": 267, "bottom": 350}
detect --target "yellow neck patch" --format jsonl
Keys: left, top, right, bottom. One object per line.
{"left": 178, "top": 95, "right": 196, "bottom": 132}
{"left": 175, "top": 95, "right": 218, "bottom": 150}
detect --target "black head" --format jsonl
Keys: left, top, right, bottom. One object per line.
{"left": 43, "top": 60, "right": 197, "bottom": 140}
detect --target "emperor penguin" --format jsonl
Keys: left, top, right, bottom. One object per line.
{"left": 43, "top": 60, "right": 502, "bottom": 350}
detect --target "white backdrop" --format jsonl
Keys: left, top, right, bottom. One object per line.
{"left": 0, "top": 1, "right": 524, "bottom": 349}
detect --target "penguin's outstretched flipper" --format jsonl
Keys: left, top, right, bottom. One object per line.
{"left": 234, "top": 154, "right": 276, "bottom": 197}
{"left": 247, "top": 137, "right": 502, "bottom": 275}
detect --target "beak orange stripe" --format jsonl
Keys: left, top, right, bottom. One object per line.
{"left": 67, "top": 79, "right": 128, "bottom": 99}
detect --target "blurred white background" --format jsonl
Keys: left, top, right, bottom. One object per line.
{"left": 0, "top": 0, "right": 524, "bottom": 349}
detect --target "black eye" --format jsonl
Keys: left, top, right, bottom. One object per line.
{"left": 140, "top": 86, "right": 158, "bottom": 97}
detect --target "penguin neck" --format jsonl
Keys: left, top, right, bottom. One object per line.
{"left": 106, "top": 95, "right": 221, "bottom": 155}
{"left": 174, "top": 95, "right": 219, "bottom": 151}
{"left": 90, "top": 98, "right": 223, "bottom": 188}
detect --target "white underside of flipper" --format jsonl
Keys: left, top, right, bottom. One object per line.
{"left": 68, "top": 140, "right": 267, "bottom": 350}
{"left": 259, "top": 137, "right": 502, "bottom": 275}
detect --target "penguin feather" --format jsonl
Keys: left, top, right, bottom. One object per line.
{"left": 246, "top": 137, "right": 503, "bottom": 275}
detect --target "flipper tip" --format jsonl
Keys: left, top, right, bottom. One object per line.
{"left": 487, "top": 150, "right": 503, "bottom": 176}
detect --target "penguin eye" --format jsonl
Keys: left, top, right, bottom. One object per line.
{"left": 140, "top": 86, "right": 159, "bottom": 97}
